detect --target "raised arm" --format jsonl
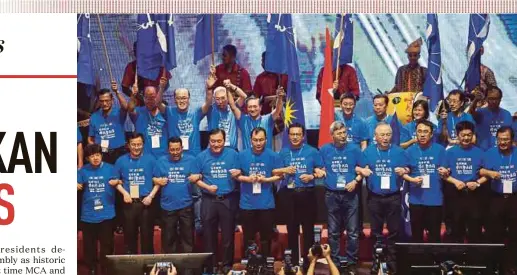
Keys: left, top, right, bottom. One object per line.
{"left": 271, "top": 86, "right": 285, "bottom": 121}
{"left": 228, "top": 89, "right": 242, "bottom": 120}
{"left": 202, "top": 73, "right": 216, "bottom": 115}
{"left": 112, "top": 81, "right": 129, "bottom": 111}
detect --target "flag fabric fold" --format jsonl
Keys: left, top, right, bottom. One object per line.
{"left": 136, "top": 14, "right": 177, "bottom": 80}
{"left": 193, "top": 14, "right": 222, "bottom": 65}
{"left": 422, "top": 14, "right": 443, "bottom": 112}
{"left": 318, "top": 27, "right": 335, "bottom": 148}
{"left": 265, "top": 14, "right": 305, "bottom": 148}
{"left": 333, "top": 14, "right": 353, "bottom": 70}
{"left": 464, "top": 14, "right": 490, "bottom": 93}
{"left": 77, "top": 14, "right": 95, "bottom": 86}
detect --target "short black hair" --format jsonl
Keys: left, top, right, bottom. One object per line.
{"left": 98, "top": 88, "right": 112, "bottom": 97}
{"left": 373, "top": 94, "right": 389, "bottom": 105}
{"left": 496, "top": 126, "right": 514, "bottom": 140}
{"left": 486, "top": 85, "right": 503, "bottom": 99}
{"left": 415, "top": 119, "right": 434, "bottom": 132}
{"left": 208, "top": 128, "right": 226, "bottom": 141}
{"left": 84, "top": 144, "right": 102, "bottom": 158}
{"left": 251, "top": 127, "right": 267, "bottom": 138}
{"left": 455, "top": 121, "right": 475, "bottom": 135}
{"left": 223, "top": 44, "right": 237, "bottom": 57}
{"left": 447, "top": 89, "right": 466, "bottom": 102}
{"left": 288, "top": 122, "right": 306, "bottom": 136}
{"left": 168, "top": 136, "right": 182, "bottom": 146}
{"left": 127, "top": 132, "right": 145, "bottom": 144}
{"left": 245, "top": 95, "right": 262, "bottom": 106}
{"left": 340, "top": 92, "right": 357, "bottom": 103}
{"left": 412, "top": 100, "right": 430, "bottom": 120}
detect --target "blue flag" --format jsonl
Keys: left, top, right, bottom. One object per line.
{"left": 193, "top": 14, "right": 222, "bottom": 64}
{"left": 464, "top": 14, "right": 490, "bottom": 92}
{"left": 390, "top": 112, "right": 401, "bottom": 146}
{"left": 77, "top": 14, "right": 95, "bottom": 86}
{"left": 423, "top": 14, "right": 443, "bottom": 112}
{"left": 136, "top": 14, "right": 176, "bottom": 80}
{"left": 265, "top": 14, "right": 305, "bottom": 148}
{"left": 333, "top": 14, "right": 354, "bottom": 69}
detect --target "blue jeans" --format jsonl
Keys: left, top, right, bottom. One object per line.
{"left": 324, "top": 190, "right": 359, "bottom": 265}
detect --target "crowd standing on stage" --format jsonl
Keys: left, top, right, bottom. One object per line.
{"left": 77, "top": 41, "right": 517, "bottom": 275}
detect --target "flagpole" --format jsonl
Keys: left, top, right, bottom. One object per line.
{"left": 96, "top": 15, "right": 114, "bottom": 82}
{"left": 210, "top": 14, "right": 215, "bottom": 66}
{"left": 335, "top": 14, "right": 345, "bottom": 83}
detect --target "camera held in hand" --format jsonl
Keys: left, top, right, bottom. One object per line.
{"left": 155, "top": 262, "right": 172, "bottom": 275}
{"left": 238, "top": 243, "right": 274, "bottom": 275}
{"left": 283, "top": 249, "right": 299, "bottom": 275}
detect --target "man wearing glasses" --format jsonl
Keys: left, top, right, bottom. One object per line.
{"left": 128, "top": 82, "right": 168, "bottom": 159}
{"left": 390, "top": 38, "right": 427, "bottom": 93}
{"left": 437, "top": 90, "right": 476, "bottom": 148}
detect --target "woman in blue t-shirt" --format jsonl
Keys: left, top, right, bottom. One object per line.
{"left": 77, "top": 144, "right": 119, "bottom": 274}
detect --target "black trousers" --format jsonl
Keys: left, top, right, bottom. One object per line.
{"left": 284, "top": 188, "right": 317, "bottom": 266}
{"left": 409, "top": 204, "right": 442, "bottom": 243}
{"left": 161, "top": 206, "right": 194, "bottom": 253}
{"left": 240, "top": 209, "right": 274, "bottom": 257}
{"left": 487, "top": 193, "right": 517, "bottom": 268}
{"left": 201, "top": 193, "right": 238, "bottom": 269}
{"left": 367, "top": 192, "right": 401, "bottom": 273}
{"left": 123, "top": 200, "right": 156, "bottom": 254}
{"left": 82, "top": 219, "right": 114, "bottom": 270}
{"left": 450, "top": 189, "right": 483, "bottom": 243}
{"left": 102, "top": 146, "right": 126, "bottom": 230}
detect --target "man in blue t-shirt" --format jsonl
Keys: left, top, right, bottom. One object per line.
{"left": 470, "top": 86, "right": 512, "bottom": 151}
{"left": 189, "top": 128, "right": 241, "bottom": 272}
{"left": 77, "top": 144, "right": 119, "bottom": 274}
{"left": 334, "top": 93, "right": 368, "bottom": 150}
{"left": 438, "top": 90, "right": 476, "bottom": 148}
{"left": 236, "top": 127, "right": 282, "bottom": 258}
{"left": 480, "top": 126, "right": 517, "bottom": 270}
{"left": 319, "top": 121, "right": 363, "bottom": 272}
{"left": 403, "top": 120, "right": 448, "bottom": 243}
{"left": 113, "top": 133, "right": 160, "bottom": 254}
{"left": 357, "top": 122, "right": 410, "bottom": 274}
{"left": 443, "top": 121, "right": 487, "bottom": 243}
{"left": 275, "top": 122, "right": 324, "bottom": 268}
{"left": 153, "top": 137, "right": 196, "bottom": 254}
{"left": 365, "top": 94, "right": 399, "bottom": 146}
{"left": 88, "top": 83, "right": 129, "bottom": 164}
{"left": 129, "top": 85, "right": 168, "bottom": 159}
{"left": 207, "top": 78, "right": 248, "bottom": 150}
{"left": 235, "top": 93, "right": 284, "bottom": 150}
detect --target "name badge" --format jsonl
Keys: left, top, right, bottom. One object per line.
{"left": 101, "top": 140, "right": 109, "bottom": 153}
{"left": 94, "top": 198, "right": 104, "bottom": 211}
{"left": 337, "top": 175, "right": 346, "bottom": 189}
{"left": 130, "top": 183, "right": 140, "bottom": 199}
{"left": 252, "top": 182, "right": 262, "bottom": 194}
{"left": 381, "top": 176, "right": 390, "bottom": 190}
{"left": 421, "top": 175, "right": 430, "bottom": 189}
{"left": 503, "top": 179, "right": 513, "bottom": 194}
{"left": 181, "top": 135, "right": 190, "bottom": 150}
{"left": 151, "top": 135, "right": 160, "bottom": 149}
{"left": 287, "top": 177, "right": 295, "bottom": 189}
{"left": 346, "top": 135, "right": 352, "bottom": 142}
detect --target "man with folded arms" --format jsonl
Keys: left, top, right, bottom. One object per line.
{"left": 480, "top": 126, "right": 517, "bottom": 273}
{"left": 153, "top": 137, "right": 196, "bottom": 254}
{"left": 236, "top": 127, "right": 282, "bottom": 257}
{"left": 189, "top": 129, "right": 241, "bottom": 273}
{"left": 319, "top": 121, "right": 363, "bottom": 273}
{"left": 402, "top": 120, "right": 448, "bottom": 243}
{"left": 114, "top": 133, "right": 160, "bottom": 254}
{"left": 357, "top": 122, "right": 410, "bottom": 274}
{"left": 443, "top": 121, "right": 487, "bottom": 243}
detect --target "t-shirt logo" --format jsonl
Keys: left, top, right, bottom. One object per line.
{"left": 88, "top": 175, "right": 106, "bottom": 193}
{"left": 331, "top": 156, "right": 349, "bottom": 173}
{"left": 210, "top": 161, "right": 228, "bottom": 179}
{"left": 375, "top": 159, "right": 392, "bottom": 176}
{"left": 168, "top": 167, "right": 186, "bottom": 184}
{"left": 178, "top": 118, "right": 194, "bottom": 135}
{"left": 455, "top": 157, "right": 472, "bottom": 175}
{"left": 418, "top": 156, "right": 436, "bottom": 175}
{"left": 99, "top": 122, "right": 116, "bottom": 140}
{"left": 129, "top": 168, "right": 146, "bottom": 184}
{"left": 147, "top": 120, "right": 164, "bottom": 137}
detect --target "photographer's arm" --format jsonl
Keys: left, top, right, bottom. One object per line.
{"left": 322, "top": 245, "right": 340, "bottom": 275}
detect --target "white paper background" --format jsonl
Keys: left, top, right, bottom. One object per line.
{"left": 0, "top": 13, "right": 76, "bottom": 273}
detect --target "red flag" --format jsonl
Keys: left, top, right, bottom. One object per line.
{"left": 318, "top": 27, "right": 335, "bottom": 148}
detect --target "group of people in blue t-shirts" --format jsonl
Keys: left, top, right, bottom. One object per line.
{"left": 77, "top": 65, "right": 517, "bottom": 275}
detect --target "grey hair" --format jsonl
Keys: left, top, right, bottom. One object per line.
{"left": 174, "top": 88, "right": 190, "bottom": 98}
{"left": 329, "top": 121, "right": 346, "bottom": 135}
{"left": 375, "top": 122, "right": 392, "bottom": 133}
{"left": 213, "top": 86, "right": 226, "bottom": 96}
